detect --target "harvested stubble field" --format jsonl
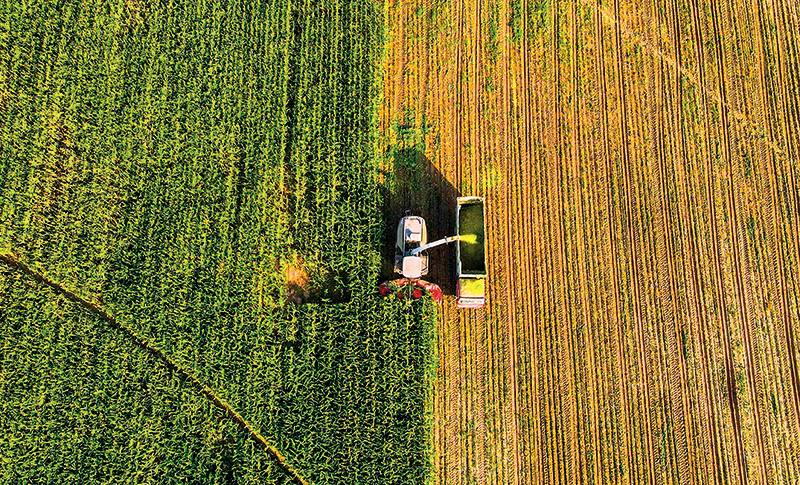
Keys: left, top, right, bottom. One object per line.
{"left": 382, "top": 0, "right": 800, "bottom": 483}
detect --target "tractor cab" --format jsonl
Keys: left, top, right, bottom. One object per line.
{"left": 395, "top": 215, "right": 429, "bottom": 279}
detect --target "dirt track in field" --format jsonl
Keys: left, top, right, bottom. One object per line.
{"left": 381, "top": 0, "right": 800, "bottom": 483}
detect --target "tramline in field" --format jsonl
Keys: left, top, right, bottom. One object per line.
{"left": 379, "top": 197, "right": 486, "bottom": 308}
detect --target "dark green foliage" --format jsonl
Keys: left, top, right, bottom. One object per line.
{"left": 0, "top": 0, "right": 437, "bottom": 483}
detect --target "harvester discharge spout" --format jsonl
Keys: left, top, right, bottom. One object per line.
{"left": 379, "top": 199, "right": 486, "bottom": 308}
{"left": 407, "top": 236, "right": 461, "bottom": 256}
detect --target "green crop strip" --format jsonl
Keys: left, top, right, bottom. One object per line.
{"left": 0, "top": 253, "right": 309, "bottom": 485}
{"left": 2, "top": 267, "right": 307, "bottom": 484}
{"left": 1, "top": 0, "right": 438, "bottom": 482}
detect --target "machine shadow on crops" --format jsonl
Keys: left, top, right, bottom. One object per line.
{"left": 379, "top": 144, "right": 460, "bottom": 295}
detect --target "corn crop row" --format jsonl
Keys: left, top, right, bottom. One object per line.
{"left": 0, "top": 0, "right": 437, "bottom": 483}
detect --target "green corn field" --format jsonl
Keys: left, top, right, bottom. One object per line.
{"left": 0, "top": 0, "right": 438, "bottom": 483}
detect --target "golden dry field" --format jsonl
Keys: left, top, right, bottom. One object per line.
{"left": 380, "top": 0, "right": 800, "bottom": 483}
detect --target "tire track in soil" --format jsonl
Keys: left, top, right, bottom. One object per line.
{"left": 496, "top": 1, "right": 519, "bottom": 483}
{"left": 576, "top": 12, "right": 604, "bottom": 471}
{"left": 581, "top": 5, "right": 611, "bottom": 481}
{"left": 594, "top": 3, "right": 634, "bottom": 482}
{"left": 484, "top": 170, "right": 508, "bottom": 485}
{"left": 735, "top": 2, "right": 795, "bottom": 474}
{"left": 505, "top": 55, "right": 525, "bottom": 485}
{"left": 503, "top": 89, "right": 523, "bottom": 485}
{"left": 709, "top": 0, "right": 770, "bottom": 482}
{"left": 667, "top": 2, "right": 725, "bottom": 483}
{"left": 442, "top": 12, "right": 464, "bottom": 485}
{"left": 472, "top": 1, "right": 484, "bottom": 480}
{"left": 499, "top": 117, "right": 518, "bottom": 485}
{"left": 469, "top": 0, "right": 482, "bottom": 195}
{"left": 454, "top": 0, "right": 465, "bottom": 190}
{"left": 523, "top": 0, "right": 548, "bottom": 481}
{"left": 523, "top": 105, "right": 543, "bottom": 484}
{"left": 573, "top": 3, "right": 594, "bottom": 482}
{"left": 462, "top": 304, "right": 475, "bottom": 482}
{"left": 611, "top": 0, "right": 656, "bottom": 482}
{"left": 753, "top": 0, "right": 800, "bottom": 462}
{"left": 451, "top": 0, "right": 468, "bottom": 482}
{"left": 437, "top": 2, "right": 472, "bottom": 482}
{"left": 677, "top": 146, "right": 728, "bottom": 485}
{"left": 539, "top": 9, "right": 555, "bottom": 485}
{"left": 729, "top": 3, "right": 787, "bottom": 477}
{"left": 521, "top": 1, "right": 552, "bottom": 483}
{"left": 568, "top": 3, "right": 596, "bottom": 482}
{"left": 580, "top": 53, "right": 608, "bottom": 478}
{"left": 686, "top": 0, "right": 748, "bottom": 482}
{"left": 651, "top": 4, "right": 702, "bottom": 483}
{"left": 567, "top": 2, "right": 581, "bottom": 480}
{"left": 444, "top": 302, "right": 464, "bottom": 485}
{"left": 770, "top": 2, "right": 800, "bottom": 438}
{"left": 594, "top": 0, "right": 620, "bottom": 480}
{"left": 453, "top": 3, "right": 473, "bottom": 480}
{"left": 515, "top": 0, "right": 536, "bottom": 481}
{"left": 546, "top": 2, "right": 577, "bottom": 483}
{"left": 467, "top": 3, "right": 490, "bottom": 482}
{"left": 505, "top": 4, "right": 521, "bottom": 473}
{"left": 520, "top": 0, "right": 560, "bottom": 483}
{"left": 645, "top": 25, "right": 694, "bottom": 485}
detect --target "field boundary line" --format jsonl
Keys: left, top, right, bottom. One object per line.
{"left": 0, "top": 253, "right": 309, "bottom": 485}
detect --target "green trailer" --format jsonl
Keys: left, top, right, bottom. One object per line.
{"left": 456, "top": 197, "right": 486, "bottom": 308}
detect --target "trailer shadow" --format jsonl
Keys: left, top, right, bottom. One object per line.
{"left": 380, "top": 137, "right": 460, "bottom": 295}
